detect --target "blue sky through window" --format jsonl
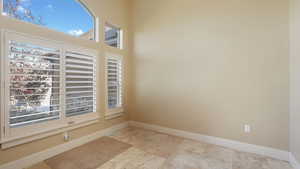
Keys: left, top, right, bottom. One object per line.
{"left": 3, "top": 0, "right": 95, "bottom": 38}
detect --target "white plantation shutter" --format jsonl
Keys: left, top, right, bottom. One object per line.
{"left": 107, "top": 56, "right": 122, "bottom": 109}
{"left": 65, "top": 50, "right": 96, "bottom": 117}
{"left": 8, "top": 40, "right": 61, "bottom": 127}
{"left": 1, "top": 31, "right": 98, "bottom": 142}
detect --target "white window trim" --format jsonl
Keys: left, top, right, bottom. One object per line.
{"left": 1, "top": 119, "right": 99, "bottom": 149}
{"left": 105, "top": 53, "right": 124, "bottom": 119}
{"left": 0, "top": 30, "right": 99, "bottom": 147}
{"left": 0, "top": 30, "right": 6, "bottom": 142}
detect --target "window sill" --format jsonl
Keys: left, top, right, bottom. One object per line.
{"left": 1, "top": 118, "right": 99, "bottom": 149}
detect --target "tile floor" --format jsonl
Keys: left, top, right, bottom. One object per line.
{"left": 27, "top": 127, "right": 293, "bottom": 169}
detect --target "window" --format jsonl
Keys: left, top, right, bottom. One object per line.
{"left": 105, "top": 23, "right": 123, "bottom": 49}
{"left": 8, "top": 40, "right": 61, "bottom": 128}
{"left": 65, "top": 50, "right": 96, "bottom": 117}
{"left": 2, "top": 0, "right": 96, "bottom": 40}
{"left": 1, "top": 31, "right": 98, "bottom": 142}
{"left": 106, "top": 54, "right": 123, "bottom": 117}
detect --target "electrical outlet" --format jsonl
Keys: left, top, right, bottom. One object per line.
{"left": 244, "top": 125, "right": 251, "bottom": 133}
{"left": 64, "top": 132, "right": 70, "bottom": 141}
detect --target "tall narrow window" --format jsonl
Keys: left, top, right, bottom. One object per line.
{"left": 106, "top": 54, "right": 123, "bottom": 116}
{"left": 2, "top": 0, "right": 96, "bottom": 40}
{"left": 105, "top": 23, "right": 123, "bottom": 49}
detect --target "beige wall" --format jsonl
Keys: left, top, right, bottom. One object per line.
{"left": 0, "top": 0, "right": 131, "bottom": 165}
{"left": 290, "top": 0, "right": 300, "bottom": 162}
{"left": 0, "top": 0, "right": 293, "bottom": 165}
{"left": 130, "top": 0, "right": 290, "bottom": 150}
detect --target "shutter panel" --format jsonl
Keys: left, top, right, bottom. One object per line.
{"left": 107, "top": 57, "right": 122, "bottom": 109}
{"left": 65, "top": 51, "right": 96, "bottom": 117}
{"left": 8, "top": 40, "right": 61, "bottom": 127}
{"left": 2, "top": 32, "right": 99, "bottom": 143}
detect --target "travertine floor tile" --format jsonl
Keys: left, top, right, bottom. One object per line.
{"left": 97, "top": 147, "right": 165, "bottom": 169}
{"left": 232, "top": 151, "right": 292, "bottom": 169}
{"left": 161, "top": 139, "right": 233, "bottom": 169}
{"left": 111, "top": 127, "right": 157, "bottom": 146}
{"left": 111, "top": 127, "right": 183, "bottom": 158}
{"left": 137, "top": 132, "right": 184, "bottom": 158}
{"left": 27, "top": 127, "right": 294, "bottom": 169}
{"left": 26, "top": 162, "right": 52, "bottom": 169}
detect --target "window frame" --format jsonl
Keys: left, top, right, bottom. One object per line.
{"left": 105, "top": 53, "right": 124, "bottom": 119}
{"left": 0, "top": 30, "right": 99, "bottom": 145}
{"left": 0, "top": 0, "right": 99, "bottom": 42}
{"left": 63, "top": 45, "right": 99, "bottom": 125}
{"left": 104, "top": 22, "right": 123, "bottom": 49}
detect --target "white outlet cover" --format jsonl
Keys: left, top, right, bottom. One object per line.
{"left": 64, "top": 132, "right": 69, "bottom": 141}
{"left": 244, "top": 125, "right": 251, "bottom": 133}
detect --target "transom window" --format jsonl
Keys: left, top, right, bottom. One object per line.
{"left": 2, "top": 0, "right": 96, "bottom": 40}
{"left": 105, "top": 23, "right": 123, "bottom": 49}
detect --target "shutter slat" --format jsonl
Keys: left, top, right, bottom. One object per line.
{"left": 66, "top": 58, "right": 94, "bottom": 65}
{"left": 66, "top": 53, "right": 95, "bottom": 61}
{"left": 10, "top": 61, "right": 61, "bottom": 67}
{"left": 10, "top": 115, "right": 60, "bottom": 127}
{"left": 66, "top": 96, "right": 94, "bottom": 100}
{"left": 10, "top": 51, "right": 60, "bottom": 60}
{"left": 66, "top": 70, "right": 94, "bottom": 74}
{"left": 10, "top": 110, "right": 60, "bottom": 119}
{"left": 10, "top": 41, "right": 60, "bottom": 54}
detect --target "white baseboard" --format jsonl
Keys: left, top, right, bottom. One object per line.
{"left": 0, "top": 122, "right": 129, "bottom": 169}
{"left": 290, "top": 153, "right": 300, "bottom": 169}
{"left": 129, "top": 121, "right": 290, "bottom": 162}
